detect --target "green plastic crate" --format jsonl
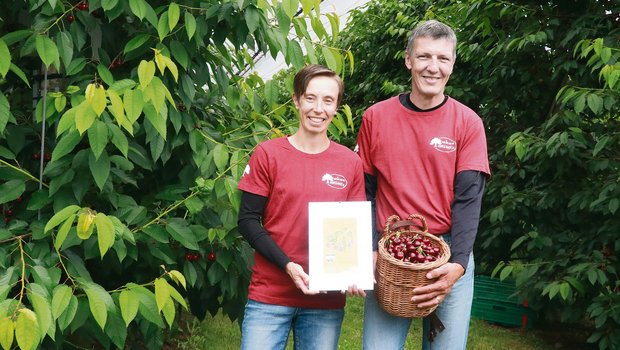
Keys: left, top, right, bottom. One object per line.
{"left": 471, "top": 275, "right": 535, "bottom": 329}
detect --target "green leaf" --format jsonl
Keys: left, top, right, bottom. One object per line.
{"left": 184, "top": 196, "right": 204, "bottom": 214}
{"left": 129, "top": 0, "right": 147, "bottom": 20}
{"left": 45, "top": 205, "right": 80, "bottom": 233}
{"left": 54, "top": 214, "right": 76, "bottom": 250}
{"left": 56, "top": 32, "right": 74, "bottom": 71}
{"left": 0, "top": 180, "right": 25, "bottom": 205}
{"left": 244, "top": 6, "right": 261, "bottom": 34}
{"left": 124, "top": 34, "right": 150, "bottom": 55}
{"left": 286, "top": 40, "right": 304, "bottom": 70}
{"left": 138, "top": 60, "right": 155, "bottom": 88}
{"left": 212, "top": 144, "right": 229, "bottom": 172}
{"left": 75, "top": 104, "right": 97, "bottom": 134}
{"left": 87, "top": 120, "right": 109, "bottom": 160}
{"left": 0, "top": 93, "right": 10, "bottom": 136}
{"left": 35, "top": 34, "right": 59, "bottom": 69}
{"left": 499, "top": 265, "right": 513, "bottom": 281}
{"left": 586, "top": 93, "right": 603, "bottom": 114}
{"left": 154, "top": 278, "right": 170, "bottom": 313}
{"left": 9, "top": 63, "right": 30, "bottom": 87}
{"left": 86, "top": 83, "right": 107, "bottom": 116}
{"left": 94, "top": 213, "right": 115, "bottom": 257}
{"left": 102, "top": 0, "right": 119, "bottom": 10}
{"left": 89, "top": 150, "right": 110, "bottom": 190}
{"left": 161, "top": 299, "right": 175, "bottom": 328}
{"left": 124, "top": 89, "right": 144, "bottom": 124}
{"left": 56, "top": 295, "right": 77, "bottom": 331}
{"left": 0, "top": 316, "right": 14, "bottom": 350}
{"left": 322, "top": 46, "right": 338, "bottom": 72}
{"left": 28, "top": 286, "right": 53, "bottom": 338}
{"left": 0, "top": 39, "right": 10, "bottom": 78}
{"left": 559, "top": 282, "right": 570, "bottom": 300}
{"left": 51, "top": 285, "right": 73, "bottom": 321}
{"left": 157, "top": 12, "right": 170, "bottom": 42}
{"left": 108, "top": 124, "right": 129, "bottom": 157}
{"left": 168, "top": 270, "right": 186, "bottom": 289}
{"left": 15, "top": 309, "right": 40, "bottom": 350}
{"left": 168, "top": 3, "right": 180, "bottom": 31}
{"left": 82, "top": 282, "right": 112, "bottom": 330}
{"left": 184, "top": 12, "right": 196, "bottom": 40}
{"left": 166, "top": 220, "right": 199, "bottom": 250}
{"left": 52, "top": 130, "right": 82, "bottom": 161}
{"left": 143, "top": 104, "right": 167, "bottom": 140}
{"left": 119, "top": 290, "right": 139, "bottom": 326}
{"left": 97, "top": 64, "right": 114, "bottom": 87}
{"left": 282, "top": 0, "right": 299, "bottom": 19}
{"left": 303, "top": 38, "right": 317, "bottom": 64}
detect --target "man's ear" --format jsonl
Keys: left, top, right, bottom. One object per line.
{"left": 404, "top": 52, "right": 413, "bottom": 70}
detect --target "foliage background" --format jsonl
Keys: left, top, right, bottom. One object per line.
{"left": 0, "top": 0, "right": 352, "bottom": 349}
{"left": 337, "top": 0, "right": 619, "bottom": 349}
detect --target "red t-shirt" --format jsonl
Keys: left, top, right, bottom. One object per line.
{"left": 356, "top": 96, "right": 490, "bottom": 235}
{"left": 238, "top": 137, "right": 366, "bottom": 308}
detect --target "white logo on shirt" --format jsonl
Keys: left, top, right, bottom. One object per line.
{"left": 321, "top": 173, "right": 347, "bottom": 190}
{"left": 353, "top": 144, "right": 359, "bottom": 153}
{"left": 242, "top": 165, "right": 250, "bottom": 177}
{"left": 429, "top": 137, "right": 457, "bottom": 153}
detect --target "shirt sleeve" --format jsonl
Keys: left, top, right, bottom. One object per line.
{"left": 237, "top": 191, "right": 291, "bottom": 270}
{"left": 364, "top": 172, "right": 381, "bottom": 251}
{"left": 449, "top": 170, "right": 486, "bottom": 270}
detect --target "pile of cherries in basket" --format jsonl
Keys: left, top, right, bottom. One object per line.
{"left": 385, "top": 234, "right": 442, "bottom": 263}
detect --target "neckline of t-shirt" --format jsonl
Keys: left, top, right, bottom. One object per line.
{"left": 397, "top": 93, "right": 450, "bottom": 114}
{"left": 284, "top": 136, "right": 333, "bottom": 157}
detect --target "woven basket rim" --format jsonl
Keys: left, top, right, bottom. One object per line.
{"left": 377, "top": 230, "right": 450, "bottom": 270}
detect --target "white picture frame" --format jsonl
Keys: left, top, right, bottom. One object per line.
{"left": 308, "top": 201, "right": 374, "bottom": 292}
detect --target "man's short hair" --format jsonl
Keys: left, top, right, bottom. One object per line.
{"left": 293, "top": 64, "right": 344, "bottom": 107}
{"left": 406, "top": 20, "right": 457, "bottom": 59}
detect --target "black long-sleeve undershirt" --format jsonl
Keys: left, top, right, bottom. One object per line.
{"left": 365, "top": 170, "right": 486, "bottom": 270}
{"left": 237, "top": 191, "right": 291, "bottom": 270}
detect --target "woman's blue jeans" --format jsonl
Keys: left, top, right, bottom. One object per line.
{"left": 362, "top": 234, "right": 475, "bottom": 350}
{"left": 240, "top": 299, "right": 344, "bottom": 350}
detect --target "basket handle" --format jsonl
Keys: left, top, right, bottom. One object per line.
{"left": 389, "top": 214, "right": 427, "bottom": 233}
{"left": 381, "top": 214, "right": 428, "bottom": 238}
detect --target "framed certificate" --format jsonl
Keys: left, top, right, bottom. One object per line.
{"left": 308, "top": 201, "right": 374, "bottom": 291}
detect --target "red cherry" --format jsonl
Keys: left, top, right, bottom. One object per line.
{"left": 3, "top": 217, "right": 11, "bottom": 224}
{"left": 207, "top": 252, "right": 216, "bottom": 261}
{"left": 44, "top": 153, "right": 51, "bottom": 162}
{"left": 92, "top": 9, "right": 102, "bottom": 18}
{"left": 33, "top": 153, "right": 41, "bottom": 160}
{"left": 185, "top": 253, "right": 194, "bottom": 261}
{"left": 15, "top": 196, "right": 22, "bottom": 203}
{"left": 4, "top": 209, "right": 13, "bottom": 216}
{"left": 67, "top": 14, "right": 75, "bottom": 22}
{"left": 77, "top": 1, "right": 88, "bottom": 11}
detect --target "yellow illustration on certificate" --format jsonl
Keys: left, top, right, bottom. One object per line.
{"left": 308, "top": 201, "right": 374, "bottom": 292}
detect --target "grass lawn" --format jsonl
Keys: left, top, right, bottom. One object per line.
{"left": 170, "top": 297, "right": 557, "bottom": 349}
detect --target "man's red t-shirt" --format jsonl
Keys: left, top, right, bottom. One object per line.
{"left": 356, "top": 96, "right": 490, "bottom": 235}
{"left": 238, "top": 137, "right": 365, "bottom": 308}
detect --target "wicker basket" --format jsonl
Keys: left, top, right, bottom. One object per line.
{"left": 375, "top": 214, "right": 451, "bottom": 318}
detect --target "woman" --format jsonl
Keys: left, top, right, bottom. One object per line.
{"left": 237, "top": 64, "right": 366, "bottom": 350}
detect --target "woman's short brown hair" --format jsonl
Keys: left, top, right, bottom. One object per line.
{"left": 293, "top": 64, "right": 344, "bottom": 107}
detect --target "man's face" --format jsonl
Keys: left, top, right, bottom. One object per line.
{"left": 293, "top": 76, "right": 340, "bottom": 135}
{"left": 405, "top": 36, "right": 455, "bottom": 106}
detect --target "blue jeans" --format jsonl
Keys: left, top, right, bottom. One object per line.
{"left": 363, "top": 234, "right": 475, "bottom": 350}
{"left": 240, "top": 299, "right": 344, "bottom": 350}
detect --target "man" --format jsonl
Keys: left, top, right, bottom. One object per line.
{"left": 237, "top": 64, "right": 366, "bottom": 350}
{"left": 356, "top": 20, "right": 490, "bottom": 349}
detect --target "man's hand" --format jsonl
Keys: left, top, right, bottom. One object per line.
{"left": 285, "top": 262, "right": 319, "bottom": 295}
{"left": 410, "top": 262, "right": 465, "bottom": 308}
